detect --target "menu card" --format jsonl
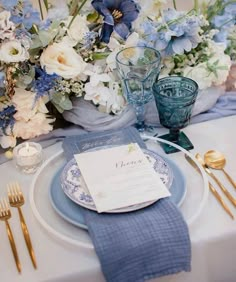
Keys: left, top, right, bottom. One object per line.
{"left": 74, "top": 143, "right": 170, "bottom": 213}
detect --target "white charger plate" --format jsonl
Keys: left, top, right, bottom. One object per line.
{"left": 29, "top": 137, "right": 208, "bottom": 249}
{"left": 60, "top": 148, "right": 174, "bottom": 213}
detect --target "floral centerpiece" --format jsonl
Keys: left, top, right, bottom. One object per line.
{"left": 0, "top": 0, "right": 235, "bottom": 152}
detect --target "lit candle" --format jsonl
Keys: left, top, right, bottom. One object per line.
{"left": 13, "top": 142, "right": 43, "bottom": 174}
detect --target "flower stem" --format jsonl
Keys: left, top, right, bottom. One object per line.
{"left": 43, "top": 0, "right": 49, "bottom": 12}
{"left": 68, "top": 0, "right": 89, "bottom": 28}
{"left": 38, "top": 0, "right": 44, "bottom": 20}
{"left": 194, "top": 0, "right": 199, "bottom": 11}
{"left": 172, "top": 0, "right": 177, "bottom": 9}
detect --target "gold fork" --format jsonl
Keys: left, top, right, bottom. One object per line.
{"left": 0, "top": 198, "right": 21, "bottom": 273}
{"left": 8, "top": 182, "right": 37, "bottom": 269}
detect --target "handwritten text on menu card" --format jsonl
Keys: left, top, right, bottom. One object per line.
{"left": 74, "top": 143, "right": 170, "bottom": 213}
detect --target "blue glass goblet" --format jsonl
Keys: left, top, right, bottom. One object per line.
{"left": 153, "top": 76, "right": 199, "bottom": 154}
{"left": 116, "top": 46, "right": 161, "bottom": 132}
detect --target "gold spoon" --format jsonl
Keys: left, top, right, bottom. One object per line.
{"left": 204, "top": 150, "right": 236, "bottom": 190}
{"left": 185, "top": 154, "right": 234, "bottom": 219}
{"left": 195, "top": 153, "right": 236, "bottom": 207}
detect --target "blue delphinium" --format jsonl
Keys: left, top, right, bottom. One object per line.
{"left": 141, "top": 9, "right": 203, "bottom": 57}
{"left": 33, "top": 67, "right": 58, "bottom": 100}
{"left": 0, "top": 105, "right": 16, "bottom": 135}
{"left": 210, "top": 1, "right": 236, "bottom": 47}
{"left": 1, "top": 0, "right": 41, "bottom": 30}
{"left": 91, "top": 0, "right": 139, "bottom": 43}
{"left": 0, "top": 0, "right": 17, "bottom": 9}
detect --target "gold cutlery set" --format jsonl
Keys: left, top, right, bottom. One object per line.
{"left": 186, "top": 150, "right": 236, "bottom": 219}
{"left": 0, "top": 182, "right": 37, "bottom": 273}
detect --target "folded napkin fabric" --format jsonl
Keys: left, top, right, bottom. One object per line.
{"left": 82, "top": 198, "right": 191, "bottom": 282}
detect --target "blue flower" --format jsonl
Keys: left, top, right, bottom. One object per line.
{"left": 0, "top": 0, "right": 18, "bottom": 9}
{"left": 4, "top": 0, "right": 41, "bottom": 30}
{"left": 33, "top": 68, "right": 58, "bottom": 100}
{"left": 91, "top": 0, "right": 139, "bottom": 43}
{"left": 0, "top": 105, "right": 16, "bottom": 135}
{"left": 145, "top": 9, "right": 203, "bottom": 56}
{"left": 0, "top": 71, "right": 5, "bottom": 89}
{"left": 211, "top": 2, "right": 236, "bottom": 47}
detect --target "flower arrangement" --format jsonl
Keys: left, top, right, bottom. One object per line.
{"left": 0, "top": 0, "right": 235, "bottom": 151}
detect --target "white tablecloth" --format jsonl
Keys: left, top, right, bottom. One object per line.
{"left": 0, "top": 115, "right": 236, "bottom": 282}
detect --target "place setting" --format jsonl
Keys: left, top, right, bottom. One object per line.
{"left": 43, "top": 137, "right": 194, "bottom": 281}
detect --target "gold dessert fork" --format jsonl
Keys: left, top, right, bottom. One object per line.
{"left": 8, "top": 182, "right": 37, "bottom": 269}
{"left": 0, "top": 198, "right": 21, "bottom": 273}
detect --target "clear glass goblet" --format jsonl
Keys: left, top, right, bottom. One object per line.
{"left": 153, "top": 76, "right": 199, "bottom": 154}
{"left": 116, "top": 46, "right": 161, "bottom": 132}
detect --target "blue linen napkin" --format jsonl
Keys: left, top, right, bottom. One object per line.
{"left": 81, "top": 198, "right": 191, "bottom": 282}
{"left": 62, "top": 126, "right": 147, "bottom": 161}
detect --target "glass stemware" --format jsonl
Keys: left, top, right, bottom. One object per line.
{"left": 153, "top": 76, "right": 199, "bottom": 154}
{"left": 116, "top": 46, "right": 161, "bottom": 132}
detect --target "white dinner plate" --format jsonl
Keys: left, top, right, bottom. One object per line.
{"left": 29, "top": 138, "right": 208, "bottom": 249}
{"left": 60, "top": 148, "right": 174, "bottom": 213}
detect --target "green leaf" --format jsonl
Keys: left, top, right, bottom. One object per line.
{"left": 59, "top": 96, "right": 73, "bottom": 110}
{"left": 51, "top": 101, "right": 64, "bottom": 113}
{"left": 52, "top": 92, "right": 73, "bottom": 112}
{"left": 38, "top": 21, "right": 61, "bottom": 47}
{"left": 30, "top": 37, "right": 43, "bottom": 49}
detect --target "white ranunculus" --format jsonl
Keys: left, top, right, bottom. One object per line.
{"left": 0, "top": 40, "right": 29, "bottom": 63}
{"left": 64, "top": 15, "right": 89, "bottom": 46}
{"left": 0, "top": 10, "right": 15, "bottom": 40}
{"left": 40, "top": 42, "right": 87, "bottom": 79}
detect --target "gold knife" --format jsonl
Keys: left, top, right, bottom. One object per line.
{"left": 195, "top": 153, "right": 236, "bottom": 208}
{"left": 185, "top": 154, "right": 234, "bottom": 219}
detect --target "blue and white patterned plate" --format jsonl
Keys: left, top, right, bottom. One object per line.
{"left": 60, "top": 148, "right": 174, "bottom": 213}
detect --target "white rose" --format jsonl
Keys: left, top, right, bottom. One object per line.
{"left": 64, "top": 15, "right": 89, "bottom": 46}
{"left": 0, "top": 11, "right": 15, "bottom": 40}
{"left": 40, "top": 42, "right": 87, "bottom": 79}
{"left": 0, "top": 40, "right": 29, "bottom": 63}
